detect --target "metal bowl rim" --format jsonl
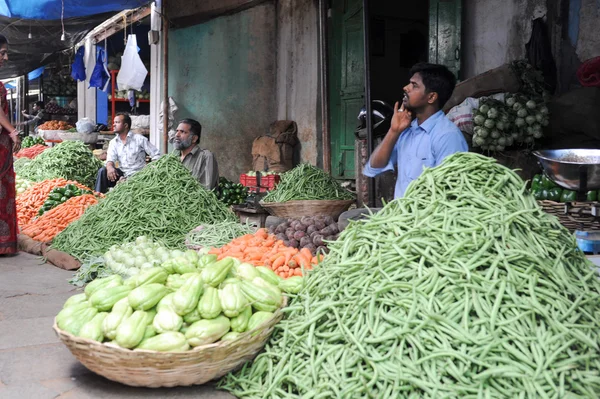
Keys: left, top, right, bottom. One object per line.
{"left": 532, "top": 149, "right": 600, "bottom": 165}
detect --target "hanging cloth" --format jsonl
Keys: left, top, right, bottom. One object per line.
{"left": 71, "top": 46, "right": 86, "bottom": 82}
{"left": 89, "top": 47, "right": 110, "bottom": 91}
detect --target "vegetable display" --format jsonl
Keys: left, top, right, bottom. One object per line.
{"left": 217, "top": 177, "right": 249, "bottom": 206}
{"left": 38, "top": 184, "right": 93, "bottom": 216}
{"left": 245, "top": 171, "right": 280, "bottom": 177}
{"left": 21, "top": 194, "right": 99, "bottom": 243}
{"left": 266, "top": 216, "right": 340, "bottom": 254}
{"left": 209, "top": 229, "right": 319, "bottom": 279}
{"left": 14, "top": 144, "right": 48, "bottom": 159}
{"left": 20, "top": 136, "right": 46, "bottom": 149}
{"left": 38, "top": 120, "right": 74, "bottom": 130}
{"left": 221, "top": 152, "right": 600, "bottom": 398}
{"left": 262, "top": 163, "right": 354, "bottom": 203}
{"left": 52, "top": 155, "right": 236, "bottom": 260}
{"left": 185, "top": 221, "right": 255, "bottom": 250}
{"left": 530, "top": 174, "right": 592, "bottom": 202}
{"left": 471, "top": 93, "right": 549, "bottom": 152}
{"left": 16, "top": 178, "right": 94, "bottom": 227}
{"left": 15, "top": 141, "right": 103, "bottom": 188}
{"left": 57, "top": 253, "right": 296, "bottom": 351}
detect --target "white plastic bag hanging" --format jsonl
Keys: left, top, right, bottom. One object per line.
{"left": 116, "top": 34, "right": 148, "bottom": 91}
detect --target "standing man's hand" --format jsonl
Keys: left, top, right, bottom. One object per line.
{"left": 390, "top": 101, "right": 413, "bottom": 135}
{"left": 106, "top": 164, "right": 118, "bottom": 182}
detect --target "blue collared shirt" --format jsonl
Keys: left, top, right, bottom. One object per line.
{"left": 363, "top": 110, "right": 468, "bottom": 198}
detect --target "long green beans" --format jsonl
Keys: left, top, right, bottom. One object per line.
{"left": 185, "top": 221, "right": 254, "bottom": 249}
{"left": 220, "top": 152, "right": 600, "bottom": 398}
{"left": 262, "top": 164, "right": 354, "bottom": 202}
{"left": 51, "top": 155, "right": 236, "bottom": 260}
{"left": 15, "top": 141, "right": 103, "bottom": 188}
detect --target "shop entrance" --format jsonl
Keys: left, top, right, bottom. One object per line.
{"left": 328, "top": 0, "right": 461, "bottom": 186}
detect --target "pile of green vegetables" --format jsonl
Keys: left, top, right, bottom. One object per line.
{"left": 52, "top": 156, "right": 236, "bottom": 260}
{"left": 57, "top": 254, "right": 301, "bottom": 351}
{"left": 185, "top": 221, "right": 254, "bottom": 250}
{"left": 15, "top": 175, "right": 35, "bottom": 195}
{"left": 262, "top": 163, "right": 355, "bottom": 203}
{"left": 15, "top": 141, "right": 103, "bottom": 188}
{"left": 21, "top": 136, "right": 46, "bottom": 148}
{"left": 218, "top": 177, "right": 249, "bottom": 206}
{"left": 471, "top": 93, "right": 549, "bottom": 152}
{"left": 38, "top": 184, "right": 93, "bottom": 216}
{"left": 529, "top": 174, "right": 597, "bottom": 202}
{"left": 13, "top": 157, "right": 33, "bottom": 176}
{"left": 221, "top": 152, "right": 600, "bottom": 398}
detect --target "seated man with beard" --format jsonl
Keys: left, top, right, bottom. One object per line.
{"left": 172, "top": 118, "right": 219, "bottom": 190}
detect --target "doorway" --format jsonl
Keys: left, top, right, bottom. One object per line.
{"left": 327, "top": 0, "right": 462, "bottom": 198}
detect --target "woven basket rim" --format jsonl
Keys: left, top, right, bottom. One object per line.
{"left": 260, "top": 199, "right": 355, "bottom": 207}
{"left": 53, "top": 297, "right": 288, "bottom": 355}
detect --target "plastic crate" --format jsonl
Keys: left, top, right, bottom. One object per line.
{"left": 240, "top": 174, "right": 281, "bottom": 193}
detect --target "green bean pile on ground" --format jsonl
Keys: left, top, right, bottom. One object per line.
{"left": 185, "top": 221, "right": 255, "bottom": 249}
{"left": 52, "top": 155, "right": 236, "bottom": 260}
{"left": 14, "top": 140, "right": 103, "bottom": 188}
{"left": 262, "top": 164, "right": 355, "bottom": 203}
{"left": 220, "top": 152, "right": 600, "bottom": 398}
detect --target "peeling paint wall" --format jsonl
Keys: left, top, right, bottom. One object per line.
{"left": 168, "top": 3, "right": 277, "bottom": 181}
{"left": 276, "top": 0, "right": 321, "bottom": 166}
{"left": 575, "top": 0, "right": 600, "bottom": 62}
{"left": 462, "top": 0, "right": 547, "bottom": 79}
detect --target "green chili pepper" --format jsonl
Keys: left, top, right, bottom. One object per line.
{"left": 560, "top": 190, "right": 577, "bottom": 203}
{"left": 586, "top": 191, "right": 597, "bottom": 202}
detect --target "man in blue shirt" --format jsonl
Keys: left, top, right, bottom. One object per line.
{"left": 338, "top": 63, "right": 467, "bottom": 230}
{"left": 364, "top": 62, "right": 468, "bottom": 199}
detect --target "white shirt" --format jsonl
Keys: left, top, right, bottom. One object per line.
{"left": 106, "top": 131, "right": 161, "bottom": 177}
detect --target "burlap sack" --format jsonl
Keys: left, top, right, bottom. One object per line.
{"left": 252, "top": 120, "right": 299, "bottom": 173}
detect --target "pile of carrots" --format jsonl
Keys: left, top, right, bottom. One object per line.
{"left": 14, "top": 144, "right": 48, "bottom": 159}
{"left": 208, "top": 228, "right": 322, "bottom": 279}
{"left": 20, "top": 194, "right": 98, "bottom": 243}
{"left": 16, "top": 178, "right": 94, "bottom": 227}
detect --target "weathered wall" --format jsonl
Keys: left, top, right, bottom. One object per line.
{"left": 168, "top": 0, "right": 267, "bottom": 27}
{"left": 462, "top": 0, "right": 547, "bottom": 79}
{"left": 168, "top": 3, "right": 277, "bottom": 181}
{"left": 276, "top": 0, "right": 321, "bottom": 166}
{"left": 575, "top": 0, "right": 600, "bottom": 62}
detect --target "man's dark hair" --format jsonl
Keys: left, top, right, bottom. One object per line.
{"left": 0, "top": 34, "right": 8, "bottom": 46}
{"left": 179, "top": 118, "right": 202, "bottom": 142}
{"left": 35, "top": 101, "right": 44, "bottom": 109}
{"left": 409, "top": 63, "right": 457, "bottom": 108}
{"left": 116, "top": 112, "right": 131, "bottom": 130}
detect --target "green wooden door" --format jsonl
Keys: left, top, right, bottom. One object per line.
{"left": 429, "top": 0, "right": 462, "bottom": 77}
{"left": 329, "top": 0, "right": 364, "bottom": 179}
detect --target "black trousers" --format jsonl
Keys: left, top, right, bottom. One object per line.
{"left": 95, "top": 166, "right": 124, "bottom": 193}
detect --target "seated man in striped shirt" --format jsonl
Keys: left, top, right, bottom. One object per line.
{"left": 95, "top": 112, "right": 161, "bottom": 193}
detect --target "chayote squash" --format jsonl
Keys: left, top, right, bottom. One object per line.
{"left": 233, "top": 262, "right": 260, "bottom": 281}
{"left": 247, "top": 311, "right": 274, "bottom": 332}
{"left": 219, "top": 281, "right": 248, "bottom": 318}
{"left": 128, "top": 283, "right": 169, "bottom": 311}
{"left": 102, "top": 297, "right": 133, "bottom": 340}
{"left": 56, "top": 301, "right": 91, "bottom": 326}
{"left": 89, "top": 285, "right": 132, "bottom": 311}
{"left": 153, "top": 307, "right": 184, "bottom": 333}
{"left": 135, "top": 331, "right": 190, "bottom": 352}
{"left": 278, "top": 276, "right": 304, "bottom": 294}
{"left": 220, "top": 332, "right": 241, "bottom": 342}
{"left": 230, "top": 305, "right": 252, "bottom": 333}
{"left": 200, "top": 257, "right": 234, "bottom": 287}
{"left": 256, "top": 266, "right": 282, "bottom": 286}
{"left": 125, "top": 267, "right": 168, "bottom": 288}
{"left": 240, "top": 280, "right": 281, "bottom": 312}
{"left": 115, "top": 310, "right": 152, "bottom": 348}
{"left": 172, "top": 273, "right": 203, "bottom": 316}
{"left": 197, "top": 286, "right": 222, "bottom": 319}
{"left": 78, "top": 312, "right": 108, "bottom": 342}
{"left": 185, "top": 316, "right": 230, "bottom": 347}
{"left": 63, "top": 293, "right": 87, "bottom": 308}
{"left": 58, "top": 306, "right": 98, "bottom": 336}
{"left": 84, "top": 275, "right": 123, "bottom": 298}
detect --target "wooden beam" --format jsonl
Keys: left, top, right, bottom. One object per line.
{"left": 91, "top": 7, "right": 152, "bottom": 45}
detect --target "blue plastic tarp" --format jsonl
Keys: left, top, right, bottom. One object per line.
{"left": 0, "top": 0, "right": 149, "bottom": 20}
{"left": 3, "top": 66, "right": 45, "bottom": 88}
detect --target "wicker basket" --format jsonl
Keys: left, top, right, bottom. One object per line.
{"left": 52, "top": 302, "right": 286, "bottom": 388}
{"left": 259, "top": 199, "right": 355, "bottom": 220}
{"left": 538, "top": 200, "right": 600, "bottom": 232}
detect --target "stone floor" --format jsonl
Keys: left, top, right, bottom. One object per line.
{"left": 0, "top": 252, "right": 234, "bottom": 399}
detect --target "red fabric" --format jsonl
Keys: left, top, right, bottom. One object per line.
{"left": 0, "top": 81, "right": 17, "bottom": 254}
{"left": 577, "top": 56, "right": 600, "bottom": 87}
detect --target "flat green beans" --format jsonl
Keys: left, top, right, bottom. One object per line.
{"left": 52, "top": 155, "right": 236, "bottom": 259}
{"left": 185, "top": 221, "right": 254, "bottom": 249}
{"left": 219, "top": 152, "right": 600, "bottom": 398}
{"left": 262, "top": 163, "right": 354, "bottom": 202}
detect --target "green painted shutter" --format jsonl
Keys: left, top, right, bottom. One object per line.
{"left": 429, "top": 0, "right": 462, "bottom": 77}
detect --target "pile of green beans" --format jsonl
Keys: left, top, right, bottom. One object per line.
{"left": 185, "top": 221, "right": 254, "bottom": 249}
{"left": 13, "top": 157, "right": 34, "bottom": 175}
{"left": 15, "top": 141, "right": 103, "bottom": 188}
{"left": 262, "top": 164, "right": 355, "bottom": 203}
{"left": 52, "top": 155, "right": 236, "bottom": 260}
{"left": 220, "top": 152, "right": 600, "bottom": 398}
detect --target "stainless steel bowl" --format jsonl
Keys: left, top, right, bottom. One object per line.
{"left": 533, "top": 149, "right": 600, "bottom": 191}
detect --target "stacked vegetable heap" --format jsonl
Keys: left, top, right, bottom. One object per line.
{"left": 531, "top": 173, "right": 599, "bottom": 202}
{"left": 52, "top": 156, "right": 236, "bottom": 260}
{"left": 218, "top": 177, "right": 249, "bottom": 206}
{"left": 262, "top": 163, "right": 354, "bottom": 203}
{"left": 267, "top": 216, "right": 340, "bottom": 255}
{"left": 221, "top": 152, "right": 600, "bottom": 398}
{"left": 56, "top": 248, "right": 302, "bottom": 351}
{"left": 20, "top": 136, "right": 46, "bottom": 148}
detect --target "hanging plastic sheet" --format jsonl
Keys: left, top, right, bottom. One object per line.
{"left": 0, "top": 0, "right": 148, "bottom": 20}
{"left": 116, "top": 34, "right": 147, "bottom": 91}
{"left": 71, "top": 47, "right": 86, "bottom": 82}
{"left": 89, "top": 47, "right": 110, "bottom": 91}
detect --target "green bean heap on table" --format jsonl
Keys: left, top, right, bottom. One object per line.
{"left": 221, "top": 152, "right": 600, "bottom": 398}
{"left": 13, "top": 140, "right": 103, "bottom": 188}
{"left": 185, "top": 221, "right": 255, "bottom": 250}
{"left": 52, "top": 155, "right": 236, "bottom": 260}
{"left": 261, "top": 164, "right": 354, "bottom": 203}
